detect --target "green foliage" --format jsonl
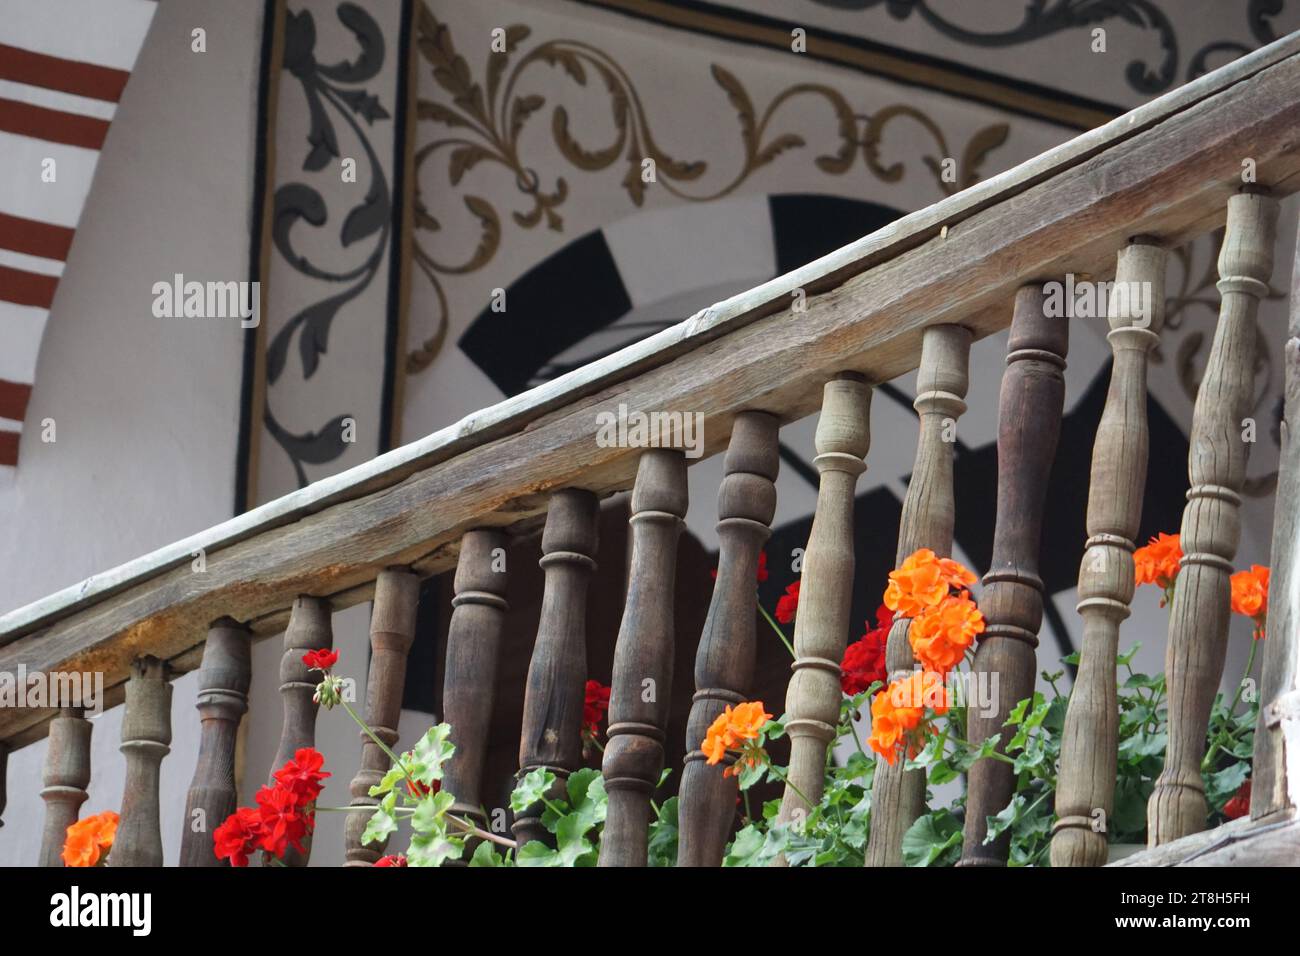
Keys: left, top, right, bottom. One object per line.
{"left": 353, "top": 645, "right": 1257, "bottom": 868}
{"left": 359, "top": 722, "right": 467, "bottom": 867}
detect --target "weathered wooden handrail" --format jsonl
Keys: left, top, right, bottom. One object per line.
{"left": 5, "top": 33, "right": 1300, "bottom": 754}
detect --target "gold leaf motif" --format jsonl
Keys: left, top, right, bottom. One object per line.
{"left": 409, "top": 2, "right": 1010, "bottom": 372}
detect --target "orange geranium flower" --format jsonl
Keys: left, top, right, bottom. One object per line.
{"left": 868, "top": 670, "right": 949, "bottom": 765}
{"left": 909, "top": 591, "right": 985, "bottom": 676}
{"left": 1134, "top": 532, "right": 1182, "bottom": 604}
{"left": 702, "top": 700, "right": 774, "bottom": 776}
{"left": 1230, "top": 564, "right": 1270, "bottom": 638}
{"left": 62, "top": 810, "right": 119, "bottom": 867}
{"left": 884, "top": 549, "right": 950, "bottom": 618}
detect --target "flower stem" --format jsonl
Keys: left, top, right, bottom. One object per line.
{"left": 447, "top": 813, "right": 517, "bottom": 849}
{"left": 765, "top": 763, "right": 816, "bottom": 811}
{"left": 339, "top": 696, "right": 418, "bottom": 793}
{"left": 759, "top": 605, "right": 796, "bottom": 659}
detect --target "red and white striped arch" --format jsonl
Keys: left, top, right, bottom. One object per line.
{"left": 0, "top": 0, "right": 156, "bottom": 465}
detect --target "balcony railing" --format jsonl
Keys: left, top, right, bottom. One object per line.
{"left": 3, "top": 30, "right": 1300, "bottom": 867}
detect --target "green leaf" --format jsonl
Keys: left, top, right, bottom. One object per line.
{"left": 411, "top": 790, "right": 455, "bottom": 835}
{"left": 983, "top": 793, "right": 1025, "bottom": 843}
{"left": 515, "top": 841, "right": 558, "bottom": 867}
{"left": 360, "top": 805, "right": 399, "bottom": 847}
{"left": 511, "top": 767, "right": 556, "bottom": 813}
{"left": 469, "top": 840, "right": 504, "bottom": 867}
{"left": 902, "top": 812, "right": 962, "bottom": 867}
{"left": 723, "top": 824, "right": 769, "bottom": 867}
{"left": 407, "top": 830, "right": 464, "bottom": 868}
{"left": 1118, "top": 643, "right": 1142, "bottom": 666}
{"left": 369, "top": 765, "right": 407, "bottom": 799}
{"left": 553, "top": 813, "right": 597, "bottom": 866}
{"left": 1205, "top": 761, "right": 1250, "bottom": 809}
{"left": 567, "top": 767, "right": 602, "bottom": 808}
{"left": 407, "top": 723, "right": 456, "bottom": 787}
{"left": 647, "top": 796, "right": 679, "bottom": 867}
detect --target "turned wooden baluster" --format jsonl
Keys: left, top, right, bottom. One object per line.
{"left": 678, "top": 411, "right": 779, "bottom": 867}
{"left": 180, "top": 619, "right": 252, "bottom": 866}
{"left": 1253, "top": 211, "right": 1300, "bottom": 823}
{"left": 775, "top": 374, "right": 872, "bottom": 851}
{"left": 960, "top": 285, "right": 1068, "bottom": 867}
{"left": 866, "top": 325, "right": 971, "bottom": 867}
{"left": 38, "top": 706, "right": 92, "bottom": 866}
{"left": 1052, "top": 240, "right": 1167, "bottom": 866}
{"left": 599, "top": 449, "right": 688, "bottom": 867}
{"left": 441, "top": 529, "right": 509, "bottom": 852}
{"left": 344, "top": 568, "right": 420, "bottom": 866}
{"left": 515, "top": 493, "right": 598, "bottom": 847}
{"left": 1150, "top": 189, "right": 1279, "bottom": 844}
{"left": 111, "top": 656, "right": 172, "bottom": 867}
{"left": 272, "top": 596, "right": 333, "bottom": 865}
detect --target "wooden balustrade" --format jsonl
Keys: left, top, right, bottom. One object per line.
{"left": 600, "top": 449, "right": 688, "bottom": 867}
{"left": 678, "top": 412, "right": 780, "bottom": 867}
{"left": 960, "top": 285, "right": 1068, "bottom": 867}
{"left": 179, "top": 619, "right": 251, "bottom": 866}
{"left": 344, "top": 568, "right": 419, "bottom": 866}
{"left": 441, "top": 530, "right": 510, "bottom": 853}
{"left": 515, "top": 491, "right": 599, "bottom": 847}
{"left": 38, "top": 707, "right": 92, "bottom": 866}
{"left": 3, "top": 39, "right": 1300, "bottom": 870}
{"left": 111, "top": 656, "right": 172, "bottom": 867}
{"left": 776, "top": 375, "right": 872, "bottom": 854}
{"left": 866, "top": 324, "right": 971, "bottom": 867}
{"left": 272, "top": 596, "right": 333, "bottom": 865}
{"left": 1149, "top": 189, "right": 1281, "bottom": 844}
{"left": 1051, "top": 240, "right": 1167, "bottom": 866}
{"left": 1252, "top": 214, "right": 1300, "bottom": 824}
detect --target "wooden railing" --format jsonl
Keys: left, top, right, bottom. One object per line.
{"left": 4, "top": 32, "right": 1300, "bottom": 866}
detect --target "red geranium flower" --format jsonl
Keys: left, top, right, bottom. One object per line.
{"left": 583, "top": 680, "right": 612, "bottom": 739}
{"left": 1223, "top": 778, "right": 1251, "bottom": 820}
{"left": 587, "top": 676, "right": 611, "bottom": 738}
{"left": 406, "top": 778, "right": 441, "bottom": 798}
{"left": 302, "top": 648, "right": 338, "bottom": 671}
{"left": 775, "top": 580, "right": 800, "bottom": 625}
{"left": 213, "top": 806, "right": 264, "bottom": 868}
{"left": 374, "top": 854, "right": 408, "bottom": 867}
{"left": 254, "top": 784, "right": 311, "bottom": 859}
{"left": 841, "top": 605, "right": 893, "bottom": 696}
{"left": 272, "top": 747, "right": 330, "bottom": 804}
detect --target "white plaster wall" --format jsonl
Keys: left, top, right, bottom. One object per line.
{"left": 0, "top": 0, "right": 267, "bottom": 865}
